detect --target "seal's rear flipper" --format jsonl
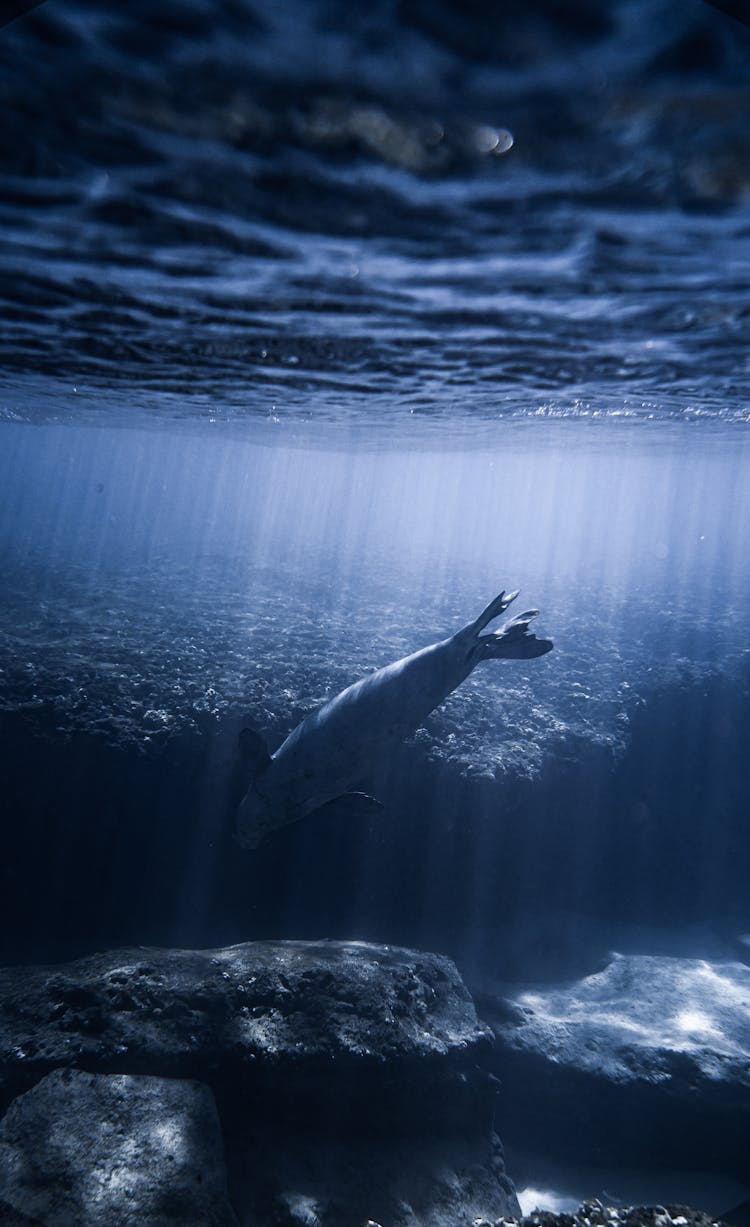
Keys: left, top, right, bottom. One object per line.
{"left": 470, "top": 589, "right": 519, "bottom": 636}
{"left": 315, "top": 792, "right": 384, "bottom": 821}
{"left": 487, "top": 634, "right": 553, "bottom": 659}
{"left": 480, "top": 610, "right": 553, "bottom": 659}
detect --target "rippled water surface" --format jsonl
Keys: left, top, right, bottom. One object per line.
{"left": 2, "top": 0, "right": 750, "bottom": 430}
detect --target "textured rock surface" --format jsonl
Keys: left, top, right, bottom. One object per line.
{"left": 0, "top": 940, "right": 492, "bottom": 1123}
{"left": 0, "top": 1068, "right": 237, "bottom": 1226}
{"left": 482, "top": 953, "right": 750, "bottom": 1172}
{"left": 0, "top": 940, "right": 519, "bottom": 1226}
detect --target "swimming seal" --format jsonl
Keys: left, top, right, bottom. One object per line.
{"left": 236, "top": 588, "right": 552, "bottom": 848}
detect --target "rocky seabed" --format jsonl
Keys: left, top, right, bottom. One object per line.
{"left": 0, "top": 941, "right": 747, "bottom": 1227}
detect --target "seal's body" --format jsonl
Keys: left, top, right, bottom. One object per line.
{"left": 236, "top": 589, "right": 552, "bottom": 847}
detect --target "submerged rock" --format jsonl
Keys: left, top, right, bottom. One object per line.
{"left": 0, "top": 939, "right": 519, "bottom": 1226}
{"left": 510, "top": 1202, "right": 728, "bottom": 1227}
{"left": 481, "top": 953, "right": 750, "bottom": 1173}
{"left": 0, "top": 939, "right": 492, "bottom": 1119}
{"left": 0, "top": 1068, "right": 237, "bottom": 1226}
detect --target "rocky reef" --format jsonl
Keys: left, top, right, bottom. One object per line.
{"left": 0, "top": 939, "right": 519, "bottom": 1226}
{"left": 2, "top": 941, "right": 748, "bottom": 1225}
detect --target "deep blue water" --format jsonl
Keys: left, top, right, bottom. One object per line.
{"left": 1, "top": 1, "right": 750, "bottom": 1210}
{"left": 1, "top": 0, "right": 749, "bottom": 954}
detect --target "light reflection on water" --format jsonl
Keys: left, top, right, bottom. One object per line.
{"left": 1, "top": 2, "right": 750, "bottom": 425}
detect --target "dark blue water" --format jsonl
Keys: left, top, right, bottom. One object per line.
{"left": 1, "top": 3, "right": 750, "bottom": 1208}
{"left": 2, "top": 0, "right": 750, "bottom": 948}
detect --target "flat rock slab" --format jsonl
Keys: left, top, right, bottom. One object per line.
{"left": 483, "top": 953, "right": 750, "bottom": 1171}
{"left": 0, "top": 1068, "right": 237, "bottom": 1226}
{"left": 0, "top": 940, "right": 491, "bottom": 1126}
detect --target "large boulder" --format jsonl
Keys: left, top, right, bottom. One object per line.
{"left": 0, "top": 1068, "right": 237, "bottom": 1226}
{"left": 481, "top": 952, "right": 750, "bottom": 1173}
{"left": 0, "top": 940, "right": 519, "bottom": 1226}
{"left": 0, "top": 939, "right": 492, "bottom": 1127}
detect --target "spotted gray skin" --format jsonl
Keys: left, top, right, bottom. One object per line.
{"left": 236, "top": 589, "right": 552, "bottom": 848}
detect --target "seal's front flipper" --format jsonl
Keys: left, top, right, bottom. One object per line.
{"left": 227, "top": 727, "right": 273, "bottom": 837}
{"left": 238, "top": 726, "right": 272, "bottom": 779}
{"left": 316, "top": 792, "right": 384, "bottom": 821}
